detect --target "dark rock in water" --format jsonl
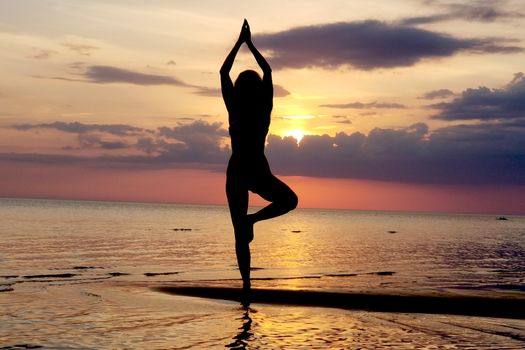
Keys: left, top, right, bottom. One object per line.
{"left": 73, "top": 266, "right": 99, "bottom": 270}
{"left": 0, "top": 287, "right": 14, "bottom": 293}
{"left": 250, "top": 267, "right": 264, "bottom": 271}
{"left": 497, "top": 216, "right": 508, "bottom": 220}
{"left": 107, "top": 272, "right": 130, "bottom": 277}
{"left": 172, "top": 228, "right": 192, "bottom": 231}
{"left": 372, "top": 271, "right": 395, "bottom": 276}
{"left": 324, "top": 273, "right": 358, "bottom": 277}
{"left": 1, "top": 275, "right": 19, "bottom": 279}
{"left": 0, "top": 344, "right": 43, "bottom": 349}
{"left": 144, "top": 271, "right": 180, "bottom": 277}
{"left": 82, "top": 291, "right": 102, "bottom": 298}
{"left": 387, "top": 230, "right": 397, "bottom": 234}
{"left": 291, "top": 230, "right": 302, "bottom": 233}
{"left": 23, "top": 273, "right": 77, "bottom": 279}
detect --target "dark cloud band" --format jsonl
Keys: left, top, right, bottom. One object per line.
{"left": 399, "top": 1, "right": 525, "bottom": 25}
{"left": 7, "top": 118, "right": 525, "bottom": 185}
{"left": 320, "top": 101, "right": 407, "bottom": 109}
{"left": 255, "top": 20, "right": 522, "bottom": 70}
{"left": 85, "top": 65, "right": 188, "bottom": 86}
{"left": 265, "top": 121, "right": 525, "bottom": 185}
{"left": 432, "top": 72, "right": 525, "bottom": 121}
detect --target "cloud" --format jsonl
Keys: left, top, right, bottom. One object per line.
{"left": 419, "top": 89, "right": 455, "bottom": 99}
{"left": 36, "top": 63, "right": 292, "bottom": 99}
{"left": 84, "top": 65, "right": 189, "bottom": 86}
{"left": 32, "top": 65, "right": 191, "bottom": 87}
{"left": 320, "top": 101, "right": 407, "bottom": 109}
{"left": 265, "top": 121, "right": 525, "bottom": 185}
{"left": 274, "top": 85, "right": 291, "bottom": 97}
{"left": 158, "top": 120, "right": 228, "bottom": 141}
{"left": 12, "top": 121, "right": 151, "bottom": 152}
{"left": 332, "top": 115, "right": 352, "bottom": 124}
{"left": 29, "top": 48, "right": 57, "bottom": 60}
{"left": 9, "top": 119, "right": 231, "bottom": 165}
{"left": 76, "top": 134, "right": 130, "bottom": 150}
{"left": 62, "top": 43, "right": 100, "bottom": 56}
{"left": 400, "top": 1, "right": 525, "bottom": 25}
{"left": 194, "top": 84, "right": 291, "bottom": 98}
{"left": 255, "top": 20, "right": 522, "bottom": 70}
{"left": 193, "top": 86, "right": 221, "bottom": 97}
{"left": 13, "top": 121, "right": 146, "bottom": 136}
{"left": 6, "top": 116, "right": 525, "bottom": 185}
{"left": 157, "top": 120, "right": 228, "bottom": 162}
{"left": 431, "top": 72, "right": 525, "bottom": 121}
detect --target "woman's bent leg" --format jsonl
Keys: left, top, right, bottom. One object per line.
{"left": 226, "top": 177, "right": 251, "bottom": 289}
{"left": 249, "top": 174, "right": 298, "bottom": 224}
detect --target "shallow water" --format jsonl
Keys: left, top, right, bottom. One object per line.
{"left": 1, "top": 198, "right": 524, "bottom": 348}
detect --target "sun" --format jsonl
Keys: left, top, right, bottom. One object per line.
{"left": 284, "top": 129, "right": 305, "bottom": 144}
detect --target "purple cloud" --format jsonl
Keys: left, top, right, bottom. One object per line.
{"left": 420, "top": 89, "right": 455, "bottom": 100}
{"left": 431, "top": 73, "right": 525, "bottom": 121}
{"left": 320, "top": 101, "right": 407, "bottom": 109}
{"left": 13, "top": 121, "right": 146, "bottom": 136}
{"left": 255, "top": 20, "right": 522, "bottom": 70}
{"left": 6, "top": 118, "right": 525, "bottom": 185}
{"left": 400, "top": 1, "right": 525, "bottom": 25}
{"left": 85, "top": 65, "right": 189, "bottom": 86}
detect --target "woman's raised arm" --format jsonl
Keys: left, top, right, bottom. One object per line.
{"left": 220, "top": 22, "right": 246, "bottom": 111}
{"left": 244, "top": 20, "right": 271, "bottom": 75}
{"left": 244, "top": 20, "right": 273, "bottom": 102}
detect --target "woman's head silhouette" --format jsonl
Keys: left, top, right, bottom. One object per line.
{"left": 234, "top": 70, "right": 262, "bottom": 99}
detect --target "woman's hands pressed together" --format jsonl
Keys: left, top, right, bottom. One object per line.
{"left": 238, "top": 19, "right": 251, "bottom": 44}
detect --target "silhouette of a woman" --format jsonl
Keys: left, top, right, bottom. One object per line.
{"left": 221, "top": 20, "right": 298, "bottom": 290}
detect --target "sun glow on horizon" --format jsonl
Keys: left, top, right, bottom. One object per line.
{"left": 284, "top": 129, "right": 306, "bottom": 144}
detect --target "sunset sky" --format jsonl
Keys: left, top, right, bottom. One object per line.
{"left": 1, "top": 0, "right": 524, "bottom": 214}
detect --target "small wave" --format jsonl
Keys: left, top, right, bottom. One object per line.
{"left": 323, "top": 273, "right": 357, "bottom": 277}
{"left": 453, "top": 283, "right": 525, "bottom": 292}
{"left": 0, "top": 344, "right": 43, "bottom": 349}
{"left": 1, "top": 275, "right": 19, "bottom": 279}
{"left": 23, "top": 273, "right": 77, "bottom": 279}
{"left": 49, "top": 266, "right": 104, "bottom": 271}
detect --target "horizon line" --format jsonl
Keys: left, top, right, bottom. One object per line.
{"left": 1, "top": 195, "right": 522, "bottom": 217}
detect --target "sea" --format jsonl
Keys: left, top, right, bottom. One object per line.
{"left": 1, "top": 197, "right": 524, "bottom": 349}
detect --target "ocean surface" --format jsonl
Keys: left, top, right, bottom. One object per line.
{"left": 1, "top": 198, "right": 524, "bottom": 349}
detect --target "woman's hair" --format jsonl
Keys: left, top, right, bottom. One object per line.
{"left": 234, "top": 70, "right": 262, "bottom": 98}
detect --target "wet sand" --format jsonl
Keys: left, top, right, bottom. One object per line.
{"left": 156, "top": 285, "right": 525, "bottom": 320}
{"left": 2, "top": 280, "right": 525, "bottom": 349}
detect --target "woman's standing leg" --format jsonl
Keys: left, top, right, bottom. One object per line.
{"left": 226, "top": 175, "right": 251, "bottom": 289}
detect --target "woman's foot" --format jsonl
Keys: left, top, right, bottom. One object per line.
{"left": 241, "top": 279, "right": 251, "bottom": 306}
{"left": 243, "top": 279, "right": 251, "bottom": 291}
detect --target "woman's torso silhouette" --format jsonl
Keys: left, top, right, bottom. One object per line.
{"left": 226, "top": 69, "right": 273, "bottom": 192}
